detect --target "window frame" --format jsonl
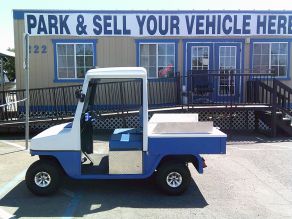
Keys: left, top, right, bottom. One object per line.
{"left": 218, "top": 46, "right": 237, "bottom": 96}
{"left": 136, "top": 39, "right": 178, "bottom": 79}
{"left": 250, "top": 39, "right": 291, "bottom": 80}
{"left": 52, "top": 39, "right": 97, "bottom": 83}
{"left": 191, "top": 46, "right": 210, "bottom": 70}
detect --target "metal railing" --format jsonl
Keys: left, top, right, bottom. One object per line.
{"left": 273, "top": 79, "right": 292, "bottom": 115}
{"left": 91, "top": 78, "right": 179, "bottom": 113}
{"left": 0, "top": 85, "right": 82, "bottom": 122}
{"left": 179, "top": 70, "right": 275, "bottom": 108}
{"left": 0, "top": 78, "right": 179, "bottom": 123}
{"left": 1, "top": 70, "right": 288, "bottom": 124}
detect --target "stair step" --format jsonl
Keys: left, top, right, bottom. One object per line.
{"left": 282, "top": 117, "right": 292, "bottom": 126}
{"left": 263, "top": 111, "right": 283, "bottom": 119}
{"left": 257, "top": 110, "right": 292, "bottom": 137}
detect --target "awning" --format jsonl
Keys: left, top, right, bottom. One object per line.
{"left": 0, "top": 50, "right": 15, "bottom": 58}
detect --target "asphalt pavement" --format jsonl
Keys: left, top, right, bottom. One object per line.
{"left": 0, "top": 132, "right": 292, "bottom": 219}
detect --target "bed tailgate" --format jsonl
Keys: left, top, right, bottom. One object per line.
{"left": 148, "top": 128, "right": 227, "bottom": 155}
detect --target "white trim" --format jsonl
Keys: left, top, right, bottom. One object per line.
{"left": 74, "top": 44, "right": 77, "bottom": 78}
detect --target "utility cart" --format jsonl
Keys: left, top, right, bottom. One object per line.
{"left": 26, "top": 67, "right": 227, "bottom": 196}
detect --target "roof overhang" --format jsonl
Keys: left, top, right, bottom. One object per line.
{"left": 0, "top": 50, "right": 15, "bottom": 58}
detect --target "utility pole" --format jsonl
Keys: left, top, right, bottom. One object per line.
{"left": 23, "top": 33, "right": 30, "bottom": 150}
{"left": 0, "top": 56, "right": 6, "bottom": 121}
{"left": 0, "top": 57, "right": 4, "bottom": 92}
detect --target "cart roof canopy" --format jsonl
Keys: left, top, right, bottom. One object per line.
{"left": 86, "top": 67, "right": 147, "bottom": 80}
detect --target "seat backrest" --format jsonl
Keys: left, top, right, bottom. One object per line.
{"left": 188, "top": 70, "right": 210, "bottom": 91}
{"left": 81, "top": 118, "right": 93, "bottom": 154}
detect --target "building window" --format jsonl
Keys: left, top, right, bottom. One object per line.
{"left": 252, "top": 42, "right": 288, "bottom": 78}
{"left": 139, "top": 43, "right": 175, "bottom": 78}
{"left": 218, "top": 46, "right": 237, "bottom": 96}
{"left": 56, "top": 43, "right": 94, "bottom": 79}
{"left": 191, "top": 46, "right": 209, "bottom": 70}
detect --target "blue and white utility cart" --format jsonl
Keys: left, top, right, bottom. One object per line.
{"left": 26, "top": 67, "right": 227, "bottom": 196}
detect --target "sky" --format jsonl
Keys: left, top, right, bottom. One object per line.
{"left": 1, "top": 0, "right": 292, "bottom": 51}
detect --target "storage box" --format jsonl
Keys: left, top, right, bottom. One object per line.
{"left": 109, "top": 132, "right": 143, "bottom": 174}
{"left": 109, "top": 151, "right": 142, "bottom": 174}
{"left": 152, "top": 121, "right": 214, "bottom": 134}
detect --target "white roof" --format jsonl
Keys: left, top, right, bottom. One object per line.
{"left": 86, "top": 67, "right": 147, "bottom": 79}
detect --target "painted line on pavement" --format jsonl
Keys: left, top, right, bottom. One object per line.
{"left": 0, "top": 140, "right": 26, "bottom": 150}
{"left": 0, "top": 170, "right": 26, "bottom": 219}
{"left": 61, "top": 192, "right": 81, "bottom": 219}
{"left": 0, "top": 170, "right": 26, "bottom": 200}
{"left": 60, "top": 189, "right": 75, "bottom": 198}
{"left": 0, "top": 207, "right": 15, "bottom": 219}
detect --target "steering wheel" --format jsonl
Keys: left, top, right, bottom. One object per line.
{"left": 84, "top": 111, "right": 100, "bottom": 122}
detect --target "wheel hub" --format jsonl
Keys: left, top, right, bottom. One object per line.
{"left": 166, "top": 172, "right": 182, "bottom": 188}
{"left": 34, "top": 171, "right": 51, "bottom": 188}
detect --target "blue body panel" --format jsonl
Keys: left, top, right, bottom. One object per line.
{"left": 148, "top": 136, "right": 226, "bottom": 155}
{"left": 32, "top": 149, "right": 206, "bottom": 179}
{"left": 31, "top": 129, "right": 226, "bottom": 179}
{"left": 143, "top": 153, "right": 205, "bottom": 174}
{"left": 31, "top": 150, "right": 81, "bottom": 178}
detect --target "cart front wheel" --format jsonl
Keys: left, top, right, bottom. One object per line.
{"left": 156, "top": 162, "right": 191, "bottom": 195}
{"left": 25, "top": 159, "right": 61, "bottom": 196}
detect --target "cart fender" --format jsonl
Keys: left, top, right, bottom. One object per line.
{"left": 145, "top": 154, "right": 204, "bottom": 175}
{"left": 31, "top": 150, "right": 81, "bottom": 178}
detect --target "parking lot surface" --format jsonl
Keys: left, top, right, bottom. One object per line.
{"left": 0, "top": 133, "right": 292, "bottom": 219}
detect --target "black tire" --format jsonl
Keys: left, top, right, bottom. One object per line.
{"left": 156, "top": 162, "right": 191, "bottom": 195}
{"left": 25, "top": 159, "right": 62, "bottom": 196}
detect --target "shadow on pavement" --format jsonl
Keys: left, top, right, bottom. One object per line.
{"left": 225, "top": 131, "right": 292, "bottom": 144}
{"left": 0, "top": 177, "right": 208, "bottom": 217}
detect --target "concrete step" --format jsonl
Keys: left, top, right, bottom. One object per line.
{"left": 256, "top": 110, "right": 292, "bottom": 137}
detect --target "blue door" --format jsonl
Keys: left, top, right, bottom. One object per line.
{"left": 214, "top": 43, "right": 241, "bottom": 103}
{"left": 186, "top": 42, "right": 242, "bottom": 104}
{"left": 186, "top": 43, "right": 214, "bottom": 103}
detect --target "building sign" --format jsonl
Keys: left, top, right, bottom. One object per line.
{"left": 24, "top": 12, "right": 292, "bottom": 36}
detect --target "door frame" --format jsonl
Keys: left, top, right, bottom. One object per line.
{"left": 184, "top": 39, "right": 245, "bottom": 103}
{"left": 185, "top": 42, "right": 214, "bottom": 102}
{"left": 214, "top": 42, "right": 242, "bottom": 102}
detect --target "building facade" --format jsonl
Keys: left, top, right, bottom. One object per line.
{"left": 13, "top": 10, "right": 292, "bottom": 92}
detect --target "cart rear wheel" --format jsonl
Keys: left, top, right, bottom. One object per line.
{"left": 156, "top": 162, "right": 191, "bottom": 195}
{"left": 25, "top": 159, "right": 62, "bottom": 196}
